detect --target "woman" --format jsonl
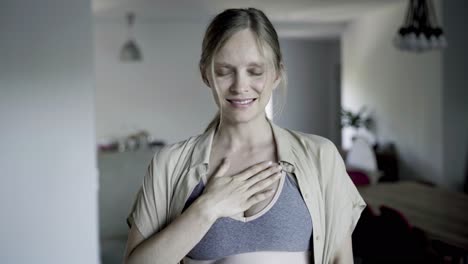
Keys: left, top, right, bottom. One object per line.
{"left": 124, "top": 8, "right": 366, "bottom": 264}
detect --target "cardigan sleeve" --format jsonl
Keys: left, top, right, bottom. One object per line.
{"left": 322, "top": 140, "right": 367, "bottom": 261}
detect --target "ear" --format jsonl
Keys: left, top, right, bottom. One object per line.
{"left": 272, "top": 63, "right": 283, "bottom": 91}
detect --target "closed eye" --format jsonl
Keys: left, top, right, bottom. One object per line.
{"left": 248, "top": 69, "right": 264, "bottom": 76}
{"left": 215, "top": 67, "right": 232, "bottom": 77}
{"left": 216, "top": 71, "right": 231, "bottom": 77}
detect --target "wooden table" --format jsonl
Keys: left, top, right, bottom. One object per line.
{"left": 358, "top": 181, "right": 468, "bottom": 250}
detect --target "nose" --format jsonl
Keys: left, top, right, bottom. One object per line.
{"left": 229, "top": 71, "right": 249, "bottom": 94}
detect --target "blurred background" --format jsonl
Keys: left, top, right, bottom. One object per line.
{"left": 1, "top": 0, "right": 467, "bottom": 263}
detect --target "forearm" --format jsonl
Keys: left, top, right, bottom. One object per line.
{"left": 127, "top": 196, "right": 217, "bottom": 264}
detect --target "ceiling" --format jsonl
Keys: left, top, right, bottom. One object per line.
{"left": 92, "top": 0, "right": 405, "bottom": 38}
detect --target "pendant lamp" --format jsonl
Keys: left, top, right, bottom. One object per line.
{"left": 120, "top": 12, "right": 143, "bottom": 62}
{"left": 394, "top": 0, "right": 447, "bottom": 52}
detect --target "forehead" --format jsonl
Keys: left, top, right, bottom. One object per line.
{"left": 214, "top": 29, "right": 268, "bottom": 66}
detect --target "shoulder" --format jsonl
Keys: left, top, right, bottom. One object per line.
{"left": 279, "top": 127, "right": 342, "bottom": 184}
{"left": 151, "top": 135, "right": 199, "bottom": 167}
{"left": 282, "top": 127, "right": 337, "bottom": 157}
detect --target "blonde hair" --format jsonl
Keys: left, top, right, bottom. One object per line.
{"left": 200, "top": 8, "right": 288, "bottom": 132}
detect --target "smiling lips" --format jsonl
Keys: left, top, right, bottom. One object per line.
{"left": 226, "top": 98, "right": 257, "bottom": 108}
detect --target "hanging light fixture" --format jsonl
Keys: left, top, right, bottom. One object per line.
{"left": 394, "top": 0, "right": 447, "bottom": 52}
{"left": 120, "top": 12, "right": 143, "bottom": 62}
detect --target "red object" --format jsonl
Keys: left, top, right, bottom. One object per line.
{"left": 347, "top": 169, "right": 371, "bottom": 186}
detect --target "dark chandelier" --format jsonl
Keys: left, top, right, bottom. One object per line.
{"left": 394, "top": 0, "right": 447, "bottom": 52}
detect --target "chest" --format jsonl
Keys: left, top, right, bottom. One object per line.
{"left": 205, "top": 144, "right": 278, "bottom": 218}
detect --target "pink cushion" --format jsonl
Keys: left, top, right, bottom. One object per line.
{"left": 347, "top": 169, "right": 371, "bottom": 186}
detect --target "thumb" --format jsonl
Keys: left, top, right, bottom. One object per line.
{"left": 213, "top": 157, "right": 230, "bottom": 178}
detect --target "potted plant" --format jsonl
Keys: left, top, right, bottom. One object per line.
{"left": 341, "top": 106, "right": 375, "bottom": 145}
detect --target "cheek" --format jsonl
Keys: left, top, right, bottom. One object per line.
{"left": 251, "top": 77, "right": 265, "bottom": 88}
{"left": 253, "top": 76, "right": 272, "bottom": 96}
{"left": 250, "top": 75, "right": 269, "bottom": 94}
{"left": 215, "top": 77, "right": 233, "bottom": 89}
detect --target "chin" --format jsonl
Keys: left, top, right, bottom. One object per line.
{"left": 223, "top": 110, "right": 264, "bottom": 124}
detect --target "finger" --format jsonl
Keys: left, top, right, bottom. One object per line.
{"left": 213, "top": 157, "right": 230, "bottom": 178}
{"left": 235, "top": 160, "right": 275, "bottom": 181}
{"left": 246, "top": 188, "right": 276, "bottom": 206}
{"left": 246, "top": 171, "right": 282, "bottom": 195}
{"left": 244, "top": 164, "right": 282, "bottom": 187}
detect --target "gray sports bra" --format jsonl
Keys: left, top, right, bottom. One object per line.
{"left": 181, "top": 171, "right": 313, "bottom": 263}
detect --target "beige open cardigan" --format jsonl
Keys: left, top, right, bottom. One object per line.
{"left": 127, "top": 118, "right": 367, "bottom": 263}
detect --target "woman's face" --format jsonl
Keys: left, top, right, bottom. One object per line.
{"left": 208, "top": 29, "right": 280, "bottom": 124}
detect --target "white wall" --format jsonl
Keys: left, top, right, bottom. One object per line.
{"left": 0, "top": 1, "right": 99, "bottom": 263}
{"left": 341, "top": 3, "right": 444, "bottom": 185}
{"left": 442, "top": 1, "right": 468, "bottom": 190}
{"left": 94, "top": 21, "right": 216, "bottom": 144}
{"left": 275, "top": 39, "right": 341, "bottom": 143}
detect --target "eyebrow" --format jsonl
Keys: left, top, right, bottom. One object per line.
{"left": 214, "top": 62, "right": 265, "bottom": 68}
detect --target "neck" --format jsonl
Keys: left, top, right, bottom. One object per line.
{"left": 213, "top": 114, "right": 273, "bottom": 153}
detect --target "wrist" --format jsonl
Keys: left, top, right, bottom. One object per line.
{"left": 191, "top": 195, "right": 218, "bottom": 224}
